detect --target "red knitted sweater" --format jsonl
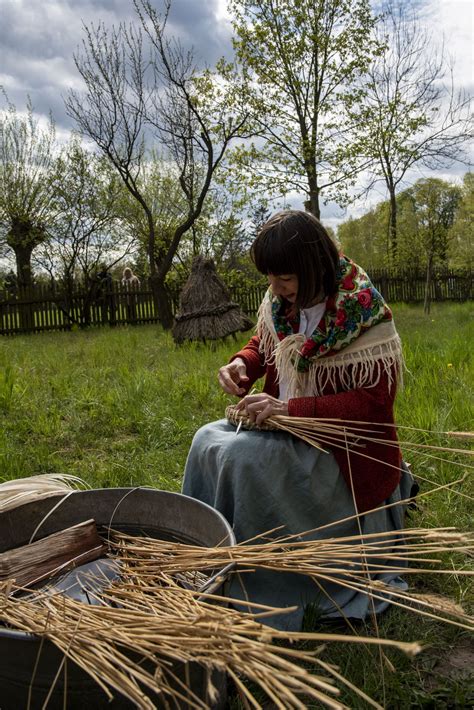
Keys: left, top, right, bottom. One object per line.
{"left": 231, "top": 335, "right": 402, "bottom": 512}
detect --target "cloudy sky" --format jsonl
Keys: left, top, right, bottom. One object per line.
{"left": 0, "top": 0, "right": 472, "bottom": 226}
{"left": 0, "top": 0, "right": 233, "bottom": 135}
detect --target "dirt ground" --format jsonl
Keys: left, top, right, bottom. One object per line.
{"left": 423, "top": 636, "right": 474, "bottom": 697}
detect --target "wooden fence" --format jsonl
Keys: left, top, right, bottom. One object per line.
{"left": 367, "top": 268, "right": 472, "bottom": 304}
{"left": 0, "top": 269, "right": 471, "bottom": 336}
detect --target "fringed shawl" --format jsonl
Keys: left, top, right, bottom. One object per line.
{"left": 256, "top": 257, "right": 404, "bottom": 399}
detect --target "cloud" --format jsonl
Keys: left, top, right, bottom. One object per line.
{"left": 420, "top": 0, "right": 474, "bottom": 95}
{"left": 0, "top": 0, "right": 470, "bottom": 235}
{"left": 0, "top": 0, "right": 231, "bottom": 130}
{"left": 166, "top": 0, "right": 232, "bottom": 59}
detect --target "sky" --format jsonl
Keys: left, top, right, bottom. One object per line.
{"left": 0, "top": 0, "right": 472, "bottom": 232}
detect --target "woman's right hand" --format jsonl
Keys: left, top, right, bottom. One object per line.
{"left": 218, "top": 358, "right": 249, "bottom": 396}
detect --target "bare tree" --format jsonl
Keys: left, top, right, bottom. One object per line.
{"left": 353, "top": 1, "right": 472, "bottom": 260}
{"left": 66, "top": 0, "right": 249, "bottom": 329}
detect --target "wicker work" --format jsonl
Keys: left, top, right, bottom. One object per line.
{"left": 225, "top": 404, "right": 278, "bottom": 431}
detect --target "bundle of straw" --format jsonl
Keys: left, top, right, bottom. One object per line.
{"left": 1, "top": 516, "right": 472, "bottom": 708}
{"left": 226, "top": 405, "right": 474, "bottom": 463}
{"left": 0, "top": 519, "right": 105, "bottom": 588}
{"left": 226, "top": 405, "right": 278, "bottom": 432}
{"left": 108, "top": 527, "right": 474, "bottom": 632}
{"left": 0, "top": 473, "right": 87, "bottom": 513}
{"left": 1, "top": 576, "right": 421, "bottom": 710}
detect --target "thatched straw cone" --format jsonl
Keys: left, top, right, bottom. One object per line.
{"left": 172, "top": 256, "right": 253, "bottom": 344}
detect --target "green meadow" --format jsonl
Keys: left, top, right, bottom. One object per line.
{"left": 0, "top": 302, "right": 472, "bottom": 707}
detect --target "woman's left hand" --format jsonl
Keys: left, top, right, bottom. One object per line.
{"left": 235, "top": 393, "right": 288, "bottom": 426}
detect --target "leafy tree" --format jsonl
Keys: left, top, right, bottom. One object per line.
{"left": 205, "top": 213, "right": 251, "bottom": 270}
{"left": 34, "top": 137, "right": 132, "bottom": 288}
{"left": 0, "top": 94, "right": 57, "bottom": 288}
{"left": 337, "top": 203, "right": 389, "bottom": 267}
{"left": 447, "top": 173, "right": 473, "bottom": 270}
{"left": 66, "top": 0, "right": 249, "bottom": 329}
{"left": 394, "top": 190, "right": 424, "bottom": 271}
{"left": 352, "top": 1, "right": 472, "bottom": 261}
{"left": 117, "top": 155, "right": 188, "bottom": 276}
{"left": 247, "top": 200, "right": 271, "bottom": 240}
{"left": 406, "top": 178, "right": 461, "bottom": 313}
{"left": 158, "top": 187, "right": 256, "bottom": 290}
{"left": 228, "top": 0, "right": 378, "bottom": 217}
{"left": 337, "top": 176, "right": 467, "bottom": 273}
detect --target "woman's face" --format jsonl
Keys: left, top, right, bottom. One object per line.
{"left": 268, "top": 273, "right": 298, "bottom": 303}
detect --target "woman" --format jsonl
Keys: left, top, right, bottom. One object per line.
{"left": 121, "top": 267, "right": 141, "bottom": 322}
{"left": 121, "top": 267, "right": 141, "bottom": 289}
{"left": 182, "top": 210, "right": 413, "bottom": 630}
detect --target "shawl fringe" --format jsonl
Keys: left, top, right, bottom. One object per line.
{"left": 256, "top": 296, "right": 404, "bottom": 398}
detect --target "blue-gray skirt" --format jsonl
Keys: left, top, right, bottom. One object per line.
{"left": 182, "top": 419, "right": 413, "bottom": 630}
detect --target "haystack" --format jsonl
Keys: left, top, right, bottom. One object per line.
{"left": 172, "top": 255, "right": 253, "bottom": 343}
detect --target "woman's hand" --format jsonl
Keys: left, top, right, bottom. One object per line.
{"left": 218, "top": 358, "right": 249, "bottom": 395}
{"left": 235, "top": 393, "right": 288, "bottom": 425}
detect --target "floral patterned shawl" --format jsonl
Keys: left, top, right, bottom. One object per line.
{"left": 256, "top": 256, "right": 404, "bottom": 398}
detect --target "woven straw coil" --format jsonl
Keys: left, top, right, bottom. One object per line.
{"left": 225, "top": 404, "right": 278, "bottom": 432}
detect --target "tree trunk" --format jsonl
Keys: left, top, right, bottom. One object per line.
{"left": 11, "top": 243, "right": 35, "bottom": 289}
{"left": 388, "top": 187, "right": 398, "bottom": 262}
{"left": 304, "top": 185, "right": 321, "bottom": 219}
{"left": 150, "top": 274, "right": 174, "bottom": 330}
{"left": 6, "top": 218, "right": 45, "bottom": 289}
{"left": 424, "top": 253, "right": 433, "bottom": 315}
{"left": 7, "top": 238, "right": 37, "bottom": 331}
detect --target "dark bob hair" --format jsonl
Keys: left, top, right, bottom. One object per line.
{"left": 251, "top": 210, "right": 340, "bottom": 309}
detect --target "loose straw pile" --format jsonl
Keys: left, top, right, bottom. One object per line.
{"left": 1, "top": 523, "right": 472, "bottom": 708}
{"left": 1, "top": 577, "right": 422, "bottom": 710}
{"left": 1, "top": 467, "right": 472, "bottom": 706}
{"left": 109, "top": 527, "right": 474, "bottom": 632}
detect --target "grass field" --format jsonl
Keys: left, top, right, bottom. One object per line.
{"left": 0, "top": 302, "right": 472, "bottom": 707}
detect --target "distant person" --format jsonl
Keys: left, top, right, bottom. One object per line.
{"left": 2, "top": 270, "right": 18, "bottom": 324}
{"left": 121, "top": 267, "right": 140, "bottom": 288}
{"left": 4, "top": 270, "right": 17, "bottom": 297}
{"left": 96, "top": 266, "right": 116, "bottom": 326}
{"left": 121, "top": 267, "right": 141, "bottom": 322}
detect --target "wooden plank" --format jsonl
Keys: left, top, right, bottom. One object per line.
{"left": 0, "top": 519, "right": 105, "bottom": 589}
